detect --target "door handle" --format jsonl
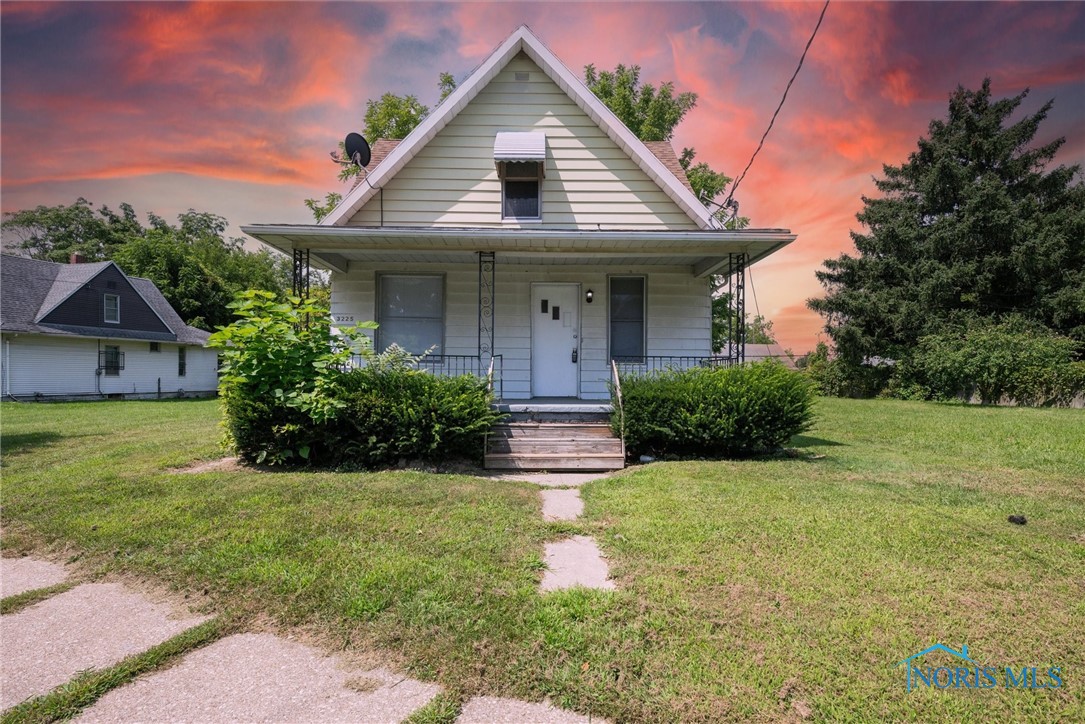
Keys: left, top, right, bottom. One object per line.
{"left": 571, "top": 349, "right": 578, "bottom": 363}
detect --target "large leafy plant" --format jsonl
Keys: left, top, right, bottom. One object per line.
{"left": 208, "top": 290, "right": 375, "bottom": 462}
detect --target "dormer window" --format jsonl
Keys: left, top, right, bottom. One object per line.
{"left": 495, "top": 132, "right": 546, "bottom": 221}
{"left": 104, "top": 293, "right": 120, "bottom": 324}
{"left": 500, "top": 161, "right": 543, "bottom": 219}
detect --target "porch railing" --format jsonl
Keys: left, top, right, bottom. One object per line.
{"left": 610, "top": 359, "right": 626, "bottom": 459}
{"left": 346, "top": 353, "right": 503, "bottom": 399}
{"left": 611, "top": 355, "right": 739, "bottom": 375}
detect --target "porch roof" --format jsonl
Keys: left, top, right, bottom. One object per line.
{"left": 241, "top": 224, "right": 796, "bottom": 276}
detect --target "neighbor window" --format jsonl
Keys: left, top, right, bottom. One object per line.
{"left": 501, "top": 161, "right": 542, "bottom": 220}
{"left": 103, "top": 294, "right": 120, "bottom": 324}
{"left": 101, "top": 345, "right": 122, "bottom": 376}
{"left": 609, "top": 276, "right": 645, "bottom": 361}
{"left": 149, "top": 342, "right": 160, "bottom": 353}
{"left": 377, "top": 274, "right": 444, "bottom": 355}
{"left": 178, "top": 347, "right": 187, "bottom": 376}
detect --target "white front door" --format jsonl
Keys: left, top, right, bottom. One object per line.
{"left": 531, "top": 283, "right": 579, "bottom": 397}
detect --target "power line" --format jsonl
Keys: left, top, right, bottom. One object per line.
{"left": 723, "top": 0, "right": 830, "bottom": 214}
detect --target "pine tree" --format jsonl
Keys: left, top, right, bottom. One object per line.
{"left": 808, "top": 79, "right": 1085, "bottom": 363}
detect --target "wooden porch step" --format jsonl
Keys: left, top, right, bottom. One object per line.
{"left": 484, "top": 421, "right": 625, "bottom": 472}
{"left": 489, "top": 423, "right": 616, "bottom": 439}
{"left": 484, "top": 453, "right": 625, "bottom": 471}
{"left": 487, "top": 438, "right": 623, "bottom": 455}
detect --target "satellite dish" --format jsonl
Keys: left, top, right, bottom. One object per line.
{"left": 344, "top": 132, "right": 371, "bottom": 167}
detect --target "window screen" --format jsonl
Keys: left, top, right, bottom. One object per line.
{"left": 610, "top": 277, "right": 645, "bottom": 360}
{"left": 378, "top": 275, "right": 444, "bottom": 355}
{"left": 502, "top": 161, "right": 541, "bottom": 219}
{"left": 104, "top": 294, "right": 120, "bottom": 323}
{"left": 102, "top": 345, "right": 122, "bottom": 376}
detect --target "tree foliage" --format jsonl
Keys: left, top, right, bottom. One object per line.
{"left": 2, "top": 200, "right": 290, "bottom": 330}
{"left": 808, "top": 79, "right": 1085, "bottom": 364}
{"left": 1, "top": 198, "right": 142, "bottom": 262}
{"left": 584, "top": 63, "right": 696, "bottom": 142}
{"left": 322, "top": 72, "right": 459, "bottom": 191}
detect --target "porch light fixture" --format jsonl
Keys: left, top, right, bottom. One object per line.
{"left": 585, "top": 289, "right": 594, "bottom": 303}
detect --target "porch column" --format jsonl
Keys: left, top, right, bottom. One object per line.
{"left": 478, "top": 251, "right": 495, "bottom": 357}
{"left": 292, "top": 248, "right": 310, "bottom": 298}
{"left": 726, "top": 252, "right": 747, "bottom": 363}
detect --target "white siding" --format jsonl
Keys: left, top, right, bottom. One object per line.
{"left": 346, "top": 53, "right": 698, "bottom": 231}
{"left": 0, "top": 334, "right": 217, "bottom": 398}
{"left": 331, "top": 263, "right": 710, "bottom": 400}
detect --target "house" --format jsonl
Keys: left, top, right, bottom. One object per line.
{"left": 242, "top": 26, "right": 796, "bottom": 469}
{"left": 0, "top": 254, "right": 218, "bottom": 400}
{"left": 746, "top": 343, "right": 797, "bottom": 369}
{"left": 244, "top": 25, "right": 796, "bottom": 399}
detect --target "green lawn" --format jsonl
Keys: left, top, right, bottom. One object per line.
{"left": 2, "top": 397, "right": 1083, "bottom": 721}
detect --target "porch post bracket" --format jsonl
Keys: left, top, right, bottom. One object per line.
{"left": 292, "top": 247, "right": 310, "bottom": 299}
{"left": 726, "top": 252, "right": 747, "bottom": 364}
{"left": 478, "top": 251, "right": 495, "bottom": 357}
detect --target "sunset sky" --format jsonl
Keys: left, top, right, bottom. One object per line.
{"left": 2, "top": 1, "right": 1083, "bottom": 351}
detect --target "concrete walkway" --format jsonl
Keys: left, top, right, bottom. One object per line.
{"left": 1, "top": 557, "right": 605, "bottom": 722}
{"left": 77, "top": 633, "right": 440, "bottom": 723}
{"left": 0, "top": 556, "right": 68, "bottom": 597}
{"left": 495, "top": 471, "right": 618, "bottom": 592}
{"left": 1, "top": 582, "right": 209, "bottom": 709}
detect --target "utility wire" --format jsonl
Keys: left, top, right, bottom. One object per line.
{"left": 724, "top": 0, "right": 830, "bottom": 212}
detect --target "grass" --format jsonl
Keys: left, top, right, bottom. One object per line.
{"left": 2, "top": 397, "right": 1083, "bottom": 721}
{"left": 0, "top": 582, "right": 77, "bottom": 616}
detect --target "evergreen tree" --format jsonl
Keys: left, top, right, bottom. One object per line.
{"left": 808, "top": 80, "right": 1085, "bottom": 363}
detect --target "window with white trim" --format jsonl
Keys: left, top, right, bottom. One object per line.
{"left": 609, "top": 276, "right": 646, "bottom": 361}
{"left": 178, "top": 347, "right": 187, "bottom": 377}
{"left": 377, "top": 275, "right": 444, "bottom": 355}
{"left": 103, "top": 293, "right": 120, "bottom": 324}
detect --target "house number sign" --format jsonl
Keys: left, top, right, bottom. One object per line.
{"left": 332, "top": 314, "right": 355, "bottom": 323}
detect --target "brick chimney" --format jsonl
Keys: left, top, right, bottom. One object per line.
{"left": 69, "top": 252, "right": 87, "bottom": 264}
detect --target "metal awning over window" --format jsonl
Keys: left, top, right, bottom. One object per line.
{"left": 494, "top": 131, "right": 546, "bottom": 161}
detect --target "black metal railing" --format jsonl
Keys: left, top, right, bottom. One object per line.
{"left": 611, "top": 355, "right": 738, "bottom": 375}
{"left": 346, "top": 354, "right": 503, "bottom": 399}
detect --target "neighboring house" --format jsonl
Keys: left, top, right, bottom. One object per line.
{"left": 244, "top": 25, "right": 796, "bottom": 402}
{"left": 0, "top": 254, "right": 218, "bottom": 400}
{"left": 746, "top": 343, "right": 797, "bottom": 369}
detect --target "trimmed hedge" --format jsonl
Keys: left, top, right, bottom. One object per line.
{"left": 333, "top": 367, "right": 502, "bottom": 468}
{"left": 615, "top": 361, "right": 816, "bottom": 458}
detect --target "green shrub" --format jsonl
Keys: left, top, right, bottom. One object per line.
{"left": 895, "top": 318, "right": 1085, "bottom": 405}
{"left": 208, "top": 291, "right": 373, "bottom": 464}
{"left": 615, "top": 361, "right": 816, "bottom": 458}
{"left": 333, "top": 362, "right": 502, "bottom": 468}
{"left": 209, "top": 297, "right": 499, "bottom": 467}
{"left": 803, "top": 342, "right": 891, "bottom": 398}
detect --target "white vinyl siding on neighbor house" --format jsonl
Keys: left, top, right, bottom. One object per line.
{"left": 331, "top": 263, "right": 710, "bottom": 400}
{"left": 346, "top": 53, "right": 699, "bottom": 231}
{"left": 0, "top": 334, "right": 218, "bottom": 398}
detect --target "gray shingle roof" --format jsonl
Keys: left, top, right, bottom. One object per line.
{"left": 1, "top": 254, "right": 209, "bottom": 346}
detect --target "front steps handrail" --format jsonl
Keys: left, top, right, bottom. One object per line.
{"left": 610, "top": 359, "right": 626, "bottom": 460}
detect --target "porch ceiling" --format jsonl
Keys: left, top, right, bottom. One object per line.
{"left": 241, "top": 224, "right": 796, "bottom": 275}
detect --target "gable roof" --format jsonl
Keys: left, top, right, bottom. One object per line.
{"left": 1, "top": 254, "right": 209, "bottom": 345}
{"left": 322, "top": 25, "right": 715, "bottom": 230}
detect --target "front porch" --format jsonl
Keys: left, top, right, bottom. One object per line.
{"left": 242, "top": 224, "right": 798, "bottom": 401}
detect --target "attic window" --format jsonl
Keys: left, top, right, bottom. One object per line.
{"left": 495, "top": 132, "right": 546, "bottom": 220}
{"left": 104, "top": 293, "right": 120, "bottom": 324}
